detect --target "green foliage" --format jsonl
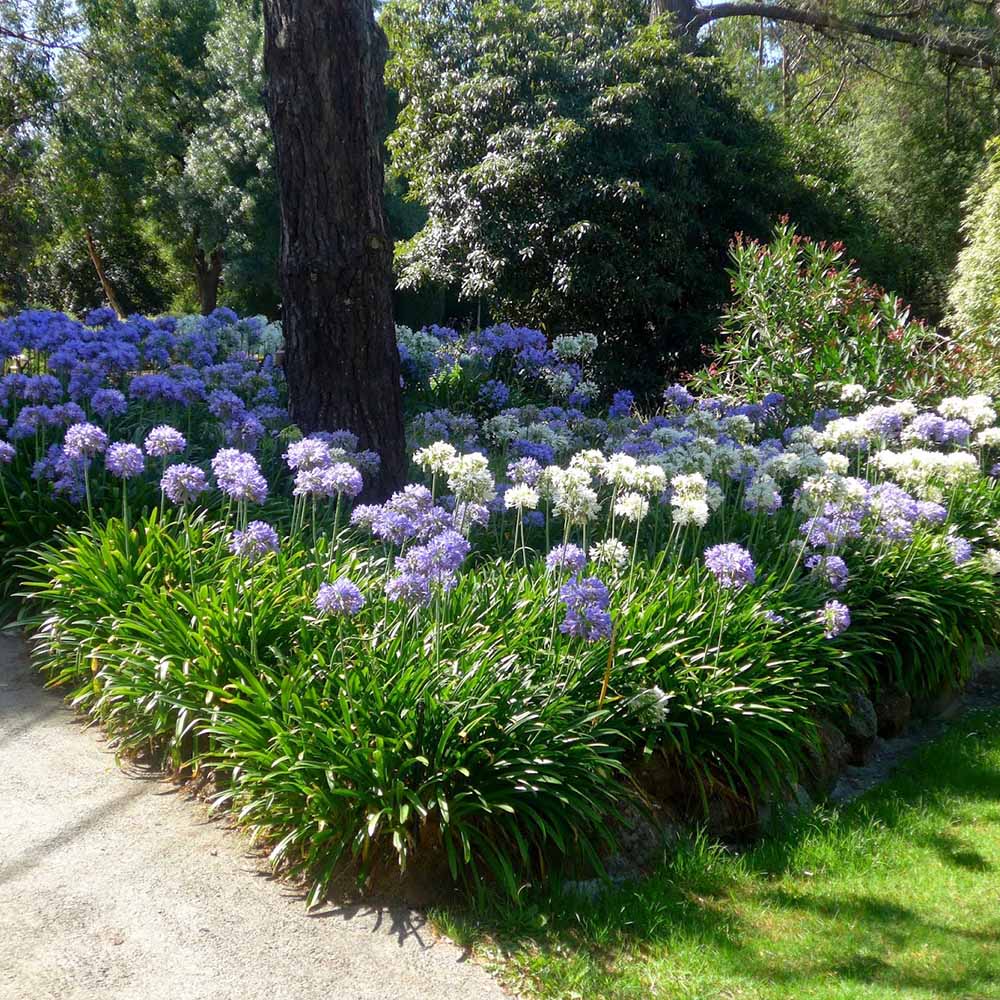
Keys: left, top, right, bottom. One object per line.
{"left": 843, "top": 50, "right": 998, "bottom": 322}
{"left": 385, "top": 0, "right": 831, "bottom": 391}
{"left": 19, "top": 496, "right": 998, "bottom": 900}
{"left": 692, "top": 221, "right": 957, "bottom": 418}
{"left": 445, "top": 708, "right": 1000, "bottom": 999}
{"left": 946, "top": 137, "right": 1000, "bottom": 392}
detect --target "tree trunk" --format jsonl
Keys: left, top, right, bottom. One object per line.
{"left": 194, "top": 244, "right": 224, "bottom": 315}
{"left": 83, "top": 227, "right": 125, "bottom": 319}
{"left": 262, "top": 0, "right": 406, "bottom": 498}
{"left": 649, "top": 0, "right": 698, "bottom": 32}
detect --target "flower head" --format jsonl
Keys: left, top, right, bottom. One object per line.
{"left": 819, "top": 599, "right": 851, "bottom": 639}
{"left": 559, "top": 575, "right": 612, "bottom": 642}
{"left": 63, "top": 422, "right": 108, "bottom": 460}
{"left": 591, "top": 537, "right": 629, "bottom": 570}
{"left": 106, "top": 442, "right": 145, "bottom": 479}
{"left": 504, "top": 483, "right": 539, "bottom": 511}
{"left": 546, "top": 543, "right": 587, "bottom": 575}
{"left": 144, "top": 425, "right": 187, "bottom": 458}
{"left": 212, "top": 448, "right": 268, "bottom": 504}
{"left": 704, "top": 543, "right": 756, "bottom": 589}
{"left": 161, "top": 463, "right": 208, "bottom": 504}
{"left": 315, "top": 578, "right": 365, "bottom": 617}
{"left": 229, "top": 520, "right": 280, "bottom": 562}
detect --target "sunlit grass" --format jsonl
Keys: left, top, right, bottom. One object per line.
{"left": 438, "top": 709, "right": 1000, "bottom": 999}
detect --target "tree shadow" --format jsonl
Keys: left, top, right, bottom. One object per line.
{"left": 0, "top": 785, "right": 146, "bottom": 888}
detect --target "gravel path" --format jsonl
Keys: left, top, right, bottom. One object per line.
{"left": 0, "top": 633, "right": 508, "bottom": 1000}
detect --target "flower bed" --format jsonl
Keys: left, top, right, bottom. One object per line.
{"left": 4, "top": 307, "right": 1000, "bottom": 901}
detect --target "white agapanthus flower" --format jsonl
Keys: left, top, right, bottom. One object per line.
{"left": 975, "top": 427, "right": 1000, "bottom": 448}
{"left": 569, "top": 449, "right": 606, "bottom": 476}
{"left": 762, "top": 451, "right": 802, "bottom": 482}
{"left": 816, "top": 417, "right": 868, "bottom": 452}
{"left": 504, "top": 483, "right": 539, "bottom": 511}
{"left": 670, "top": 471, "right": 710, "bottom": 527}
{"left": 631, "top": 685, "right": 671, "bottom": 726}
{"left": 633, "top": 463, "right": 667, "bottom": 496}
{"left": 445, "top": 452, "right": 496, "bottom": 504}
{"left": 413, "top": 441, "right": 457, "bottom": 475}
{"left": 795, "top": 473, "right": 866, "bottom": 515}
{"left": 542, "top": 368, "right": 575, "bottom": 398}
{"left": 553, "top": 468, "right": 601, "bottom": 524}
{"left": 745, "top": 472, "right": 781, "bottom": 513}
{"left": 592, "top": 537, "right": 629, "bottom": 570}
{"left": 551, "top": 332, "right": 598, "bottom": 361}
{"left": 982, "top": 548, "right": 1000, "bottom": 575}
{"left": 720, "top": 414, "right": 753, "bottom": 443}
{"left": 614, "top": 491, "right": 650, "bottom": 523}
{"left": 820, "top": 451, "right": 850, "bottom": 475}
{"left": 602, "top": 452, "right": 640, "bottom": 489}
{"left": 875, "top": 447, "right": 980, "bottom": 497}
{"left": 839, "top": 383, "right": 867, "bottom": 404}
{"left": 687, "top": 410, "right": 721, "bottom": 437}
{"left": 537, "top": 465, "right": 566, "bottom": 501}
{"left": 483, "top": 413, "right": 524, "bottom": 445}
{"left": 939, "top": 393, "right": 996, "bottom": 429}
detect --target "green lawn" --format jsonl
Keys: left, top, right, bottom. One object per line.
{"left": 438, "top": 710, "right": 1000, "bottom": 1000}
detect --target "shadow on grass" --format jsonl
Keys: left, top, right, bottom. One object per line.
{"left": 444, "top": 709, "right": 1000, "bottom": 998}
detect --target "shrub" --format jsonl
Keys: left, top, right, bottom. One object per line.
{"left": 691, "top": 221, "right": 958, "bottom": 419}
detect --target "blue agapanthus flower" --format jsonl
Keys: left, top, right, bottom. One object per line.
{"left": 704, "top": 543, "right": 756, "bottom": 589}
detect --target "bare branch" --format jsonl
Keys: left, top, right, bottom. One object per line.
{"left": 687, "top": 3, "right": 1000, "bottom": 69}
{"left": 0, "top": 24, "right": 91, "bottom": 58}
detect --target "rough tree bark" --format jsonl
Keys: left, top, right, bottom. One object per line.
{"left": 194, "top": 244, "right": 224, "bottom": 316}
{"left": 262, "top": 0, "right": 406, "bottom": 498}
{"left": 649, "top": 0, "right": 697, "bottom": 29}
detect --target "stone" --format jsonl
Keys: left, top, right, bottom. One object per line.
{"left": 875, "top": 687, "right": 912, "bottom": 738}
{"left": 804, "top": 719, "right": 851, "bottom": 793}
{"left": 842, "top": 690, "right": 878, "bottom": 764}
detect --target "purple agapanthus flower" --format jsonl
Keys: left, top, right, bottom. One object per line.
{"left": 608, "top": 389, "right": 635, "bottom": 419}
{"left": 395, "top": 529, "right": 471, "bottom": 592}
{"left": 228, "top": 520, "right": 280, "bottom": 561}
{"left": 819, "top": 600, "right": 851, "bottom": 639}
{"left": 161, "top": 463, "right": 208, "bottom": 504}
{"left": 507, "top": 456, "right": 543, "bottom": 486}
{"left": 385, "top": 571, "right": 432, "bottom": 607}
{"left": 315, "top": 578, "right": 365, "bottom": 617}
{"left": 323, "top": 462, "right": 363, "bottom": 498}
{"left": 106, "top": 442, "right": 145, "bottom": 479}
{"left": 806, "top": 554, "right": 849, "bottom": 591}
{"left": 284, "top": 437, "right": 332, "bottom": 471}
{"left": 63, "top": 422, "right": 109, "bottom": 459}
{"left": 144, "top": 424, "right": 187, "bottom": 457}
{"left": 704, "top": 543, "right": 756, "bottom": 588}
{"left": 0, "top": 440, "right": 15, "bottom": 464}
{"left": 559, "top": 575, "right": 612, "bottom": 642}
{"left": 479, "top": 379, "right": 510, "bottom": 409}
{"left": 546, "top": 543, "right": 588, "bottom": 575}
{"left": 947, "top": 531, "right": 973, "bottom": 566}
{"left": 211, "top": 448, "right": 268, "bottom": 504}
{"left": 663, "top": 384, "right": 695, "bottom": 410}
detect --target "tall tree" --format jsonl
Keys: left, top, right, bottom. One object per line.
{"left": 262, "top": 0, "right": 406, "bottom": 496}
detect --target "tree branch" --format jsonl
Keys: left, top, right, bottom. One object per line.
{"left": 687, "top": 3, "right": 1000, "bottom": 68}
{"left": 0, "top": 25, "right": 91, "bottom": 58}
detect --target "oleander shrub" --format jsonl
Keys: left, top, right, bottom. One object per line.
{"left": 691, "top": 221, "right": 962, "bottom": 419}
